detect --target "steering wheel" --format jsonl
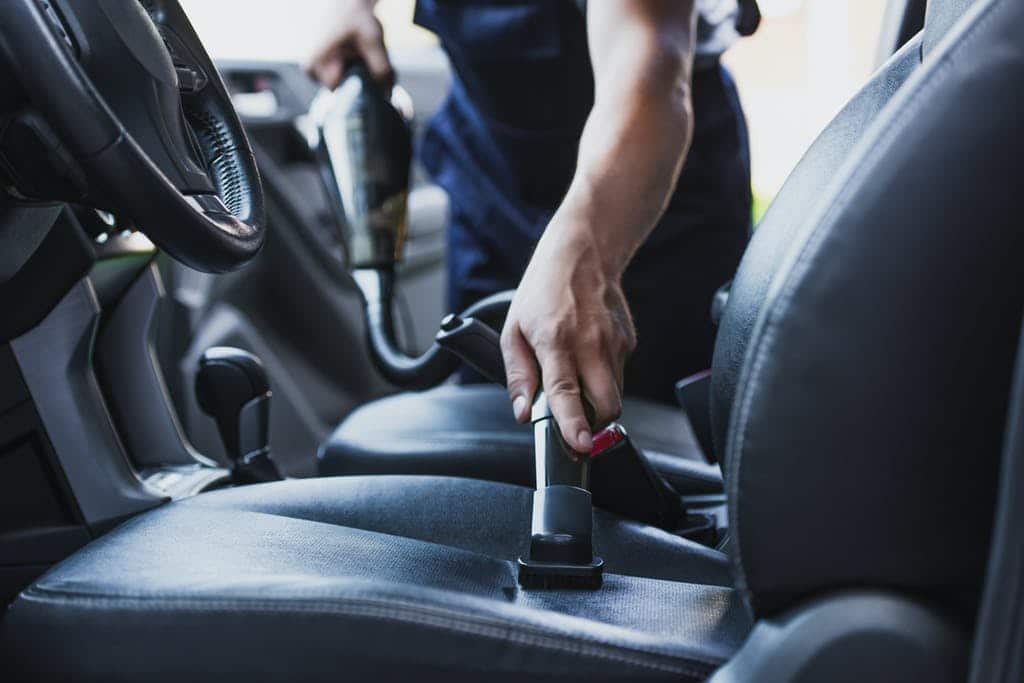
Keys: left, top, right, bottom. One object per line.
{"left": 0, "top": 0, "right": 264, "bottom": 272}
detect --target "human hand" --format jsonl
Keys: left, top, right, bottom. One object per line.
{"left": 501, "top": 211, "right": 637, "bottom": 453}
{"left": 307, "top": 0, "right": 393, "bottom": 89}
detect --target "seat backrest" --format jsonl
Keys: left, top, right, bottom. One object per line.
{"left": 715, "top": 0, "right": 1024, "bottom": 621}
{"left": 711, "top": 1, "right": 976, "bottom": 451}
{"left": 711, "top": 41, "right": 919, "bottom": 452}
{"left": 922, "top": 0, "right": 975, "bottom": 55}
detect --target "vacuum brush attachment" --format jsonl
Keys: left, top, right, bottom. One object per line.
{"left": 517, "top": 485, "right": 604, "bottom": 589}
{"left": 518, "top": 395, "right": 603, "bottom": 590}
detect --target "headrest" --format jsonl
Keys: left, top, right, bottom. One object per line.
{"left": 721, "top": 0, "right": 1024, "bottom": 621}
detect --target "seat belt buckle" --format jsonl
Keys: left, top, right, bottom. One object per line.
{"left": 590, "top": 424, "right": 626, "bottom": 456}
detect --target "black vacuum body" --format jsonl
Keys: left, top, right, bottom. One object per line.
{"left": 307, "top": 60, "right": 413, "bottom": 269}
{"left": 306, "top": 64, "right": 516, "bottom": 388}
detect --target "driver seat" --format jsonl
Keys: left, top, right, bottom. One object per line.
{"left": 4, "top": 0, "right": 1021, "bottom": 679}
{"left": 316, "top": 0, "right": 966, "bottom": 496}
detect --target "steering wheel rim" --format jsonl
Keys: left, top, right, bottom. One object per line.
{"left": 0, "top": 0, "right": 265, "bottom": 273}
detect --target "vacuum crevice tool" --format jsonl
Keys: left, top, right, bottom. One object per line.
{"left": 433, "top": 316, "right": 603, "bottom": 590}
{"left": 517, "top": 394, "right": 604, "bottom": 589}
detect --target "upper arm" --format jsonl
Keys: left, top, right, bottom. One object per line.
{"left": 585, "top": 0, "right": 697, "bottom": 98}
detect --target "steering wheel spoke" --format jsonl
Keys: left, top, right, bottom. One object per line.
{"left": 0, "top": 0, "right": 265, "bottom": 272}
{"left": 175, "top": 64, "right": 209, "bottom": 93}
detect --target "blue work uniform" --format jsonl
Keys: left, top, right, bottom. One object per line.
{"left": 414, "top": 0, "right": 753, "bottom": 405}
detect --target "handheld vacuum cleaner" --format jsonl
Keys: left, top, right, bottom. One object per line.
{"left": 305, "top": 63, "right": 694, "bottom": 590}
{"left": 303, "top": 61, "right": 512, "bottom": 388}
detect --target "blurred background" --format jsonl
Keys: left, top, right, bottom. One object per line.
{"left": 180, "top": 0, "right": 890, "bottom": 217}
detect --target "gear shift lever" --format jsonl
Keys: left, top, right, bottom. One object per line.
{"left": 195, "top": 347, "right": 283, "bottom": 484}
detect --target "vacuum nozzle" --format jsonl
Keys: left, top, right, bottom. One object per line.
{"left": 517, "top": 394, "right": 603, "bottom": 590}
{"left": 430, "top": 316, "right": 605, "bottom": 589}
{"left": 517, "top": 484, "right": 604, "bottom": 589}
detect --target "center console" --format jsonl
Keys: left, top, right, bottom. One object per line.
{"left": 0, "top": 210, "right": 232, "bottom": 604}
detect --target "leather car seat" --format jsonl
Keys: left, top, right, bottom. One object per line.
{"left": 321, "top": 384, "right": 725, "bottom": 493}
{"left": 4, "top": 0, "right": 1021, "bottom": 679}
{"left": 317, "top": 1, "right": 959, "bottom": 496}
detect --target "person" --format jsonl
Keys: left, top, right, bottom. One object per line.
{"left": 310, "top": 0, "right": 755, "bottom": 454}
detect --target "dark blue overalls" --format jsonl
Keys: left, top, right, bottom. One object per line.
{"left": 414, "top": 0, "right": 752, "bottom": 405}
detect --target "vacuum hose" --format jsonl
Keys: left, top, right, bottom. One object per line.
{"left": 306, "top": 62, "right": 514, "bottom": 390}
{"left": 351, "top": 267, "right": 514, "bottom": 389}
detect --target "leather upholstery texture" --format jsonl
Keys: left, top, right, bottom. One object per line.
{"left": 709, "top": 33, "right": 923, "bottom": 457}
{"left": 2, "top": 476, "right": 747, "bottom": 681}
{"left": 923, "top": 0, "right": 975, "bottom": 55}
{"left": 321, "top": 384, "right": 724, "bottom": 494}
{"left": 3, "top": 1, "right": 1017, "bottom": 680}
{"left": 724, "top": 0, "right": 1024, "bottom": 620}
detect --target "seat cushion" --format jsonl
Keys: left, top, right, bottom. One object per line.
{"left": 320, "top": 385, "right": 723, "bottom": 494}
{"left": 2, "top": 476, "right": 748, "bottom": 681}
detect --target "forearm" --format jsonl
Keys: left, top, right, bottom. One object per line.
{"left": 561, "top": 82, "right": 692, "bottom": 276}
{"left": 555, "top": 3, "right": 696, "bottom": 277}
{"left": 501, "top": 1, "right": 698, "bottom": 445}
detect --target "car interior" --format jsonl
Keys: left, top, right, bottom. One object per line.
{"left": 1, "top": 0, "right": 1023, "bottom": 679}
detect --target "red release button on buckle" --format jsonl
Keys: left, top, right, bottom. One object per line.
{"left": 590, "top": 424, "right": 626, "bottom": 457}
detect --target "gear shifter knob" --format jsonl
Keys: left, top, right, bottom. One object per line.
{"left": 195, "top": 347, "right": 282, "bottom": 484}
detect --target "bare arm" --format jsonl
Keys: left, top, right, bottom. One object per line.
{"left": 574, "top": 0, "right": 697, "bottom": 274}
{"left": 502, "top": 1, "right": 697, "bottom": 452}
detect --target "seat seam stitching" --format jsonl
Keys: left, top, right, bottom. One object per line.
{"left": 20, "top": 588, "right": 720, "bottom": 675}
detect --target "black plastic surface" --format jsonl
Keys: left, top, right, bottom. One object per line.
{"left": 520, "top": 484, "right": 604, "bottom": 590}
{"left": 528, "top": 485, "right": 595, "bottom": 563}
{"left": 0, "top": 109, "right": 88, "bottom": 201}
{"left": 589, "top": 432, "right": 689, "bottom": 531}
{"left": 9, "top": 279, "right": 166, "bottom": 532}
{"left": 0, "top": 345, "right": 90, "bottom": 605}
{"left": 95, "top": 261, "right": 216, "bottom": 469}
{"left": 435, "top": 314, "right": 507, "bottom": 386}
{"left": 675, "top": 370, "right": 715, "bottom": 463}
{"left": 354, "top": 267, "right": 513, "bottom": 390}
{"left": 0, "top": 200, "right": 62, "bottom": 284}
{"left": 0, "top": 207, "right": 93, "bottom": 344}
{"left": 196, "top": 346, "right": 270, "bottom": 461}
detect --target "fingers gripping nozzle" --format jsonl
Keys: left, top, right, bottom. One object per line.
{"left": 434, "top": 314, "right": 604, "bottom": 589}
